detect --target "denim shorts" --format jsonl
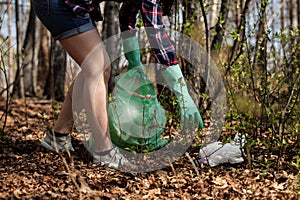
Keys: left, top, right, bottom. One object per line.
{"left": 32, "top": 0, "right": 96, "bottom": 40}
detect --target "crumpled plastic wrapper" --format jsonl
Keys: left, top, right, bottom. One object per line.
{"left": 199, "top": 133, "right": 246, "bottom": 167}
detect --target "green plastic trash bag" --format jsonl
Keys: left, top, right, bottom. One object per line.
{"left": 108, "top": 67, "right": 168, "bottom": 151}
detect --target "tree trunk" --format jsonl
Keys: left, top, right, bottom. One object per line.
{"left": 102, "top": 1, "right": 120, "bottom": 93}
{"left": 280, "top": 0, "right": 285, "bottom": 28}
{"left": 7, "top": 0, "right": 13, "bottom": 96}
{"left": 211, "top": 0, "right": 229, "bottom": 55}
{"left": 289, "top": 0, "right": 297, "bottom": 30}
{"left": 297, "top": 0, "right": 300, "bottom": 83}
{"left": 22, "top": 5, "right": 43, "bottom": 97}
{"left": 209, "top": 0, "right": 220, "bottom": 28}
{"left": 44, "top": 39, "right": 67, "bottom": 101}
{"left": 37, "top": 29, "right": 51, "bottom": 97}
{"left": 298, "top": 0, "right": 300, "bottom": 29}
{"left": 12, "top": 0, "right": 24, "bottom": 98}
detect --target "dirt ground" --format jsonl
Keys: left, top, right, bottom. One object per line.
{"left": 0, "top": 99, "right": 299, "bottom": 199}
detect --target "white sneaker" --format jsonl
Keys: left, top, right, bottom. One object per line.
{"left": 41, "top": 128, "right": 74, "bottom": 152}
{"left": 93, "top": 147, "right": 136, "bottom": 171}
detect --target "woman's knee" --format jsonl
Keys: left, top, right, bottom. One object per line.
{"left": 80, "top": 44, "right": 110, "bottom": 78}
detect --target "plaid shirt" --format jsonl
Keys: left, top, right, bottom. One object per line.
{"left": 65, "top": 0, "right": 178, "bottom": 66}
{"left": 119, "top": 0, "right": 178, "bottom": 66}
{"left": 64, "top": 0, "right": 103, "bottom": 21}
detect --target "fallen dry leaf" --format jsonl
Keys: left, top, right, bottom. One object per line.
{"left": 0, "top": 98, "right": 299, "bottom": 199}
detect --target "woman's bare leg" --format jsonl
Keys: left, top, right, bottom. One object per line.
{"left": 53, "top": 82, "right": 75, "bottom": 134}
{"left": 55, "top": 29, "right": 112, "bottom": 152}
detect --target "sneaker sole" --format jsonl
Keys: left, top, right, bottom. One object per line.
{"left": 40, "top": 140, "right": 58, "bottom": 152}
{"left": 40, "top": 140, "right": 74, "bottom": 152}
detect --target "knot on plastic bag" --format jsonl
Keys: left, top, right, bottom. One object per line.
{"left": 198, "top": 133, "right": 246, "bottom": 167}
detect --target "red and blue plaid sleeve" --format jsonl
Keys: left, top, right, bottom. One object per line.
{"left": 119, "top": 0, "right": 140, "bottom": 34}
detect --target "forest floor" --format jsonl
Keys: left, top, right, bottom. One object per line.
{"left": 0, "top": 98, "right": 299, "bottom": 199}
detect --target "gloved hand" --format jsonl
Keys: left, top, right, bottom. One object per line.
{"left": 122, "top": 36, "right": 144, "bottom": 72}
{"left": 162, "top": 65, "right": 204, "bottom": 130}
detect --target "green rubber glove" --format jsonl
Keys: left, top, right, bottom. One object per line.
{"left": 162, "top": 64, "right": 204, "bottom": 130}
{"left": 122, "top": 36, "right": 144, "bottom": 71}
